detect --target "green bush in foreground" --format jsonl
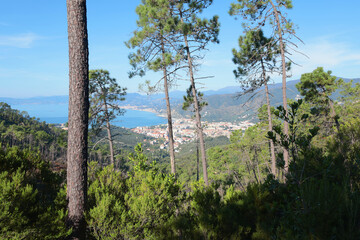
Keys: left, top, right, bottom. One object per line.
{"left": 2, "top": 116, "right": 360, "bottom": 239}
{"left": 0, "top": 146, "right": 69, "bottom": 239}
{"left": 87, "top": 143, "right": 185, "bottom": 239}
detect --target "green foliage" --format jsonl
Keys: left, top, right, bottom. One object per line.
{"left": 297, "top": 67, "right": 342, "bottom": 117}
{"left": 232, "top": 29, "right": 285, "bottom": 94}
{"left": 87, "top": 162, "right": 126, "bottom": 240}
{"left": 231, "top": 125, "right": 270, "bottom": 183}
{"left": 267, "top": 99, "right": 325, "bottom": 179}
{"left": 0, "top": 146, "right": 69, "bottom": 239}
{"left": 176, "top": 0, "right": 220, "bottom": 42}
{"left": 294, "top": 67, "right": 343, "bottom": 149}
{"left": 3, "top": 107, "right": 360, "bottom": 239}
{"left": 257, "top": 103, "right": 280, "bottom": 126}
{"left": 229, "top": 0, "right": 294, "bottom": 34}
{"left": 87, "top": 144, "right": 185, "bottom": 239}
{"left": 337, "top": 79, "right": 360, "bottom": 126}
{"left": 328, "top": 118, "right": 360, "bottom": 190}
{"left": 182, "top": 84, "right": 208, "bottom": 113}
{"left": 263, "top": 94, "right": 360, "bottom": 238}
{"left": 189, "top": 183, "right": 223, "bottom": 238}
{"left": 0, "top": 170, "right": 38, "bottom": 239}
{"left": 205, "top": 125, "right": 271, "bottom": 190}
{"left": 89, "top": 125, "right": 170, "bottom": 170}
{"left": 175, "top": 136, "right": 230, "bottom": 183}
{"left": 0, "top": 102, "right": 68, "bottom": 168}
{"left": 297, "top": 67, "right": 341, "bottom": 104}
{"left": 127, "top": 0, "right": 182, "bottom": 85}
{"left": 89, "top": 69, "right": 127, "bottom": 134}
{"left": 207, "top": 146, "right": 237, "bottom": 187}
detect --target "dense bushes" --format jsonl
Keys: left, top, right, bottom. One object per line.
{"left": 87, "top": 144, "right": 184, "bottom": 239}
{"left": 0, "top": 146, "right": 68, "bottom": 239}
{"left": 2, "top": 90, "right": 360, "bottom": 239}
{"left": 1, "top": 136, "right": 360, "bottom": 239}
{"left": 0, "top": 102, "right": 67, "bottom": 168}
{"left": 85, "top": 136, "right": 360, "bottom": 239}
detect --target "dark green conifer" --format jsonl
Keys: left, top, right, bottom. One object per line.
{"left": 127, "top": 0, "right": 183, "bottom": 175}
{"left": 174, "top": 0, "right": 220, "bottom": 185}
{"left": 89, "top": 69, "right": 126, "bottom": 166}
{"left": 232, "top": 29, "right": 285, "bottom": 175}
{"left": 230, "top": 0, "right": 297, "bottom": 173}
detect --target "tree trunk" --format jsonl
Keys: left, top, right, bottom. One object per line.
{"left": 66, "top": 0, "right": 89, "bottom": 239}
{"left": 106, "top": 120, "right": 114, "bottom": 165}
{"left": 161, "top": 39, "right": 176, "bottom": 175}
{"left": 261, "top": 60, "right": 276, "bottom": 175}
{"left": 265, "top": 82, "right": 277, "bottom": 175}
{"left": 329, "top": 99, "right": 340, "bottom": 131}
{"left": 269, "top": 0, "right": 289, "bottom": 174}
{"left": 104, "top": 101, "right": 115, "bottom": 165}
{"left": 196, "top": 137, "right": 200, "bottom": 181}
{"left": 183, "top": 35, "right": 209, "bottom": 186}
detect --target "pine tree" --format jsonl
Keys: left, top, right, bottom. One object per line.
{"left": 230, "top": 0, "right": 298, "bottom": 173}
{"left": 66, "top": 0, "right": 89, "bottom": 238}
{"left": 89, "top": 69, "right": 126, "bottom": 166}
{"left": 183, "top": 85, "right": 208, "bottom": 182}
{"left": 297, "top": 67, "right": 342, "bottom": 130}
{"left": 127, "top": 0, "right": 183, "bottom": 175}
{"left": 174, "top": 0, "right": 220, "bottom": 186}
{"left": 232, "top": 29, "right": 285, "bottom": 175}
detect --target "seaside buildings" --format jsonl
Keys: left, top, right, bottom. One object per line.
{"left": 132, "top": 118, "right": 254, "bottom": 150}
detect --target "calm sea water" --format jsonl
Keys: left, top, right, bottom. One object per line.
{"left": 11, "top": 104, "right": 167, "bottom": 128}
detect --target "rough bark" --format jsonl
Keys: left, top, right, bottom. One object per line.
{"left": 269, "top": 0, "right": 289, "bottom": 173}
{"left": 106, "top": 120, "right": 114, "bottom": 165}
{"left": 265, "top": 82, "right": 277, "bottom": 175}
{"left": 66, "top": 0, "right": 89, "bottom": 239}
{"left": 161, "top": 40, "right": 176, "bottom": 175}
{"left": 104, "top": 101, "right": 114, "bottom": 165}
{"left": 183, "top": 35, "right": 209, "bottom": 186}
{"left": 196, "top": 138, "right": 200, "bottom": 182}
{"left": 261, "top": 60, "right": 276, "bottom": 175}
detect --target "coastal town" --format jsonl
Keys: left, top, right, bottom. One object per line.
{"left": 132, "top": 118, "right": 254, "bottom": 150}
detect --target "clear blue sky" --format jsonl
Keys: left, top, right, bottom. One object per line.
{"left": 1, "top": 0, "right": 359, "bottom": 98}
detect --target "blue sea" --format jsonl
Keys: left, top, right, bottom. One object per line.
{"left": 11, "top": 104, "right": 167, "bottom": 128}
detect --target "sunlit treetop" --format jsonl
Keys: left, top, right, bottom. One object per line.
{"left": 229, "top": 0, "right": 295, "bottom": 37}
{"left": 126, "top": 0, "right": 184, "bottom": 80}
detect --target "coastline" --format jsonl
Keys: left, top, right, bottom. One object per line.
{"left": 9, "top": 103, "right": 168, "bottom": 128}
{"left": 121, "top": 105, "right": 167, "bottom": 118}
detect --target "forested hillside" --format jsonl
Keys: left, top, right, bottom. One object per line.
{"left": 0, "top": 102, "right": 68, "bottom": 169}
{"left": 1, "top": 0, "right": 360, "bottom": 239}
{"left": 2, "top": 71, "right": 360, "bottom": 239}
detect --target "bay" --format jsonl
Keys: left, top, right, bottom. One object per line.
{"left": 11, "top": 104, "right": 167, "bottom": 129}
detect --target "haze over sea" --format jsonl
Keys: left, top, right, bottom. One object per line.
{"left": 12, "top": 104, "right": 167, "bottom": 129}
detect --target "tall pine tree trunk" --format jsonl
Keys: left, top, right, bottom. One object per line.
{"left": 196, "top": 137, "right": 200, "bottom": 181}
{"left": 161, "top": 40, "right": 176, "bottom": 175}
{"left": 183, "top": 35, "right": 209, "bottom": 186}
{"left": 66, "top": 0, "right": 89, "bottom": 238}
{"left": 105, "top": 120, "right": 114, "bottom": 165}
{"left": 104, "top": 101, "right": 115, "bottom": 165}
{"left": 265, "top": 82, "right": 277, "bottom": 175}
{"left": 269, "top": 0, "right": 289, "bottom": 174}
{"left": 261, "top": 60, "right": 276, "bottom": 175}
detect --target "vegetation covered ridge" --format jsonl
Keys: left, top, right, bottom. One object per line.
{"left": 1, "top": 0, "right": 360, "bottom": 239}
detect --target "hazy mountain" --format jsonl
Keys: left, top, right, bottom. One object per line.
{"left": 0, "top": 95, "right": 69, "bottom": 105}
{"left": 2, "top": 78, "right": 358, "bottom": 123}
{"left": 0, "top": 80, "right": 299, "bottom": 106}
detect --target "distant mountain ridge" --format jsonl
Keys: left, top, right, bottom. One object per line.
{"left": 0, "top": 79, "right": 301, "bottom": 104}
{"left": 2, "top": 78, "right": 359, "bottom": 123}
{"left": 0, "top": 95, "right": 69, "bottom": 105}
